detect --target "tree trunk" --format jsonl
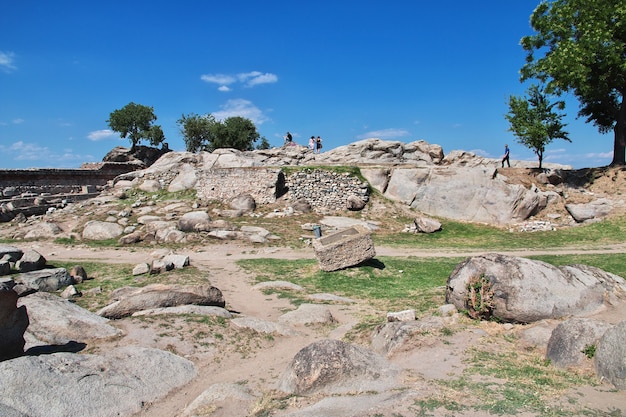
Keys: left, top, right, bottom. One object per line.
{"left": 611, "top": 97, "right": 626, "bottom": 166}
{"left": 538, "top": 149, "right": 543, "bottom": 169}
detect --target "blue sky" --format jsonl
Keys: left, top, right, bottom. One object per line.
{"left": 0, "top": 1, "right": 613, "bottom": 169}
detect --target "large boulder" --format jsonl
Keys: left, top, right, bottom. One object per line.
{"left": 177, "top": 211, "right": 211, "bottom": 232}
{"left": 0, "top": 285, "right": 28, "bottom": 361}
{"left": 0, "top": 245, "right": 22, "bottom": 263}
{"left": 82, "top": 221, "right": 124, "bottom": 240}
{"left": 565, "top": 198, "right": 614, "bottom": 223}
{"left": 97, "top": 284, "right": 225, "bottom": 319}
{"left": 546, "top": 318, "right": 613, "bottom": 368}
{"left": 277, "top": 339, "right": 399, "bottom": 395}
{"left": 312, "top": 225, "right": 376, "bottom": 272}
{"left": 445, "top": 254, "right": 626, "bottom": 323}
{"left": 13, "top": 268, "right": 74, "bottom": 292}
{"left": 103, "top": 145, "right": 170, "bottom": 167}
{"left": 0, "top": 346, "right": 196, "bottom": 417}
{"left": 595, "top": 320, "right": 626, "bottom": 390}
{"left": 384, "top": 166, "right": 552, "bottom": 225}
{"left": 18, "top": 292, "right": 122, "bottom": 346}
{"left": 15, "top": 249, "right": 46, "bottom": 273}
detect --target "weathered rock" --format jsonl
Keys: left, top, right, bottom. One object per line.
{"left": 278, "top": 304, "right": 336, "bottom": 326}
{"left": 387, "top": 309, "right": 416, "bottom": 322}
{"left": 0, "top": 245, "right": 22, "bottom": 263}
{"left": 82, "top": 220, "right": 124, "bottom": 240}
{"left": 277, "top": 339, "right": 399, "bottom": 395}
{"left": 414, "top": 216, "right": 442, "bottom": 233}
{"left": 138, "top": 179, "right": 161, "bottom": 192}
{"left": 69, "top": 265, "right": 87, "bottom": 283}
{"left": 0, "top": 287, "right": 28, "bottom": 361}
{"left": 15, "top": 249, "right": 46, "bottom": 273}
{"left": 97, "top": 284, "right": 225, "bottom": 319}
{"left": 119, "top": 231, "right": 144, "bottom": 244}
{"left": 312, "top": 225, "right": 376, "bottom": 272}
{"left": 177, "top": 211, "right": 211, "bottom": 232}
{"left": 371, "top": 317, "right": 445, "bottom": 356}
{"left": 23, "top": 222, "right": 63, "bottom": 239}
{"left": 132, "top": 263, "right": 150, "bottom": 276}
{"left": 13, "top": 268, "right": 73, "bottom": 292}
{"left": 0, "top": 347, "right": 195, "bottom": 417}
{"left": 161, "top": 254, "right": 190, "bottom": 269}
{"left": 168, "top": 163, "right": 198, "bottom": 192}
{"left": 360, "top": 168, "right": 390, "bottom": 194}
{"left": 150, "top": 259, "right": 174, "bottom": 274}
{"left": 230, "top": 317, "right": 299, "bottom": 336}
{"left": 132, "top": 305, "right": 233, "bottom": 318}
{"left": 181, "top": 383, "right": 256, "bottom": 417}
{"left": 595, "top": 320, "right": 626, "bottom": 390}
{"left": 346, "top": 194, "right": 367, "bottom": 211}
{"left": 60, "top": 285, "right": 81, "bottom": 299}
{"left": 565, "top": 198, "right": 614, "bottom": 223}
{"left": 230, "top": 193, "right": 256, "bottom": 212}
{"left": 18, "top": 292, "right": 121, "bottom": 346}
{"left": 291, "top": 198, "right": 312, "bottom": 213}
{"left": 446, "top": 254, "right": 626, "bottom": 323}
{"left": 546, "top": 318, "right": 613, "bottom": 368}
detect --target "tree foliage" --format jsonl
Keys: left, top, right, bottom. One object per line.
{"left": 210, "top": 116, "right": 260, "bottom": 151}
{"left": 520, "top": 0, "right": 626, "bottom": 165}
{"left": 506, "top": 84, "right": 570, "bottom": 168}
{"left": 107, "top": 102, "right": 165, "bottom": 151}
{"left": 177, "top": 113, "right": 216, "bottom": 153}
{"left": 178, "top": 114, "right": 261, "bottom": 152}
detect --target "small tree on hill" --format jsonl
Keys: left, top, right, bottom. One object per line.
{"left": 177, "top": 113, "right": 217, "bottom": 153}
{"left": 107, "top": 102, "right": 164, "bottom": 151}
{"left": 210, "top": 116, "right": 260, "bottom": 151}
{"left": 505, "top": 84, "right": 570, "bottom": 169}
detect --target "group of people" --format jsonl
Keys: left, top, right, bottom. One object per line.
{"left": 283, "top": 132, "right": 323, "bottom": 153}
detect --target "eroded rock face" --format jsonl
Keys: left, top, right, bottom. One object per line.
{"left": 445, "top": 254, "right": 626, "bottom": 323}
{"left": 277, "top": 339, "right": 399, "bottom": 395}
{"left": 546, "top": 318, "right": 613, "bottom": 368}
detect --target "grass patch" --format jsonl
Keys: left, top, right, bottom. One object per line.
{"left": 374, "top": 215, "right": 626, "bottom": 251}
{"left": 238, "top": 256, "right": 461, "bottom": 313}
{"left": 48, "top": 260, "right": 210, "bottom": 311}
{"left": 528, "top": 253, "right": 626, "bottom": 278}
{"left": 415, "top": 336, "right": 600, "bottom": 416}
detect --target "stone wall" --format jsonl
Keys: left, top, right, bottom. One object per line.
{"left": 286, "top": 169, "right": 370, "bottom": 211}
{"left": 0, "top": 163, "right": 139, "bottom": 197}
{"left": 196, "top": 168, "right": 285, "bottom": 205}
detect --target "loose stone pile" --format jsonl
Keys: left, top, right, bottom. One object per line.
{"left": 287, "top": 169, "right": 369, "bottom": 212}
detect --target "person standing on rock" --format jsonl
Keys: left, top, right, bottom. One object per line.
{"left": 284, "top": 132, "right": 294, "bottom": 146}
{"left": 309, "top": 136, "right": 315, "bottom": 151}
{"left": 501, "top": 144, "right": 510, "bottom": 167}
{"left": 315, "top": 136, "right": 323, "bottom": 154}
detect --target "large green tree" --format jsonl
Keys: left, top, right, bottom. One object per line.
{"left": 506, "top": 84, "right": 570, "bottom": 168}
{"left": 210, "top": 116, "right": 260, "bottom": 151}
{"left": 177, "top": 113, "right": 217, "bottom": 153}
{"left": 107, "top": 102, "right": 164, "bottom": 151}
{"left": 520, "top": 0, "right": 626, "bottom": 165}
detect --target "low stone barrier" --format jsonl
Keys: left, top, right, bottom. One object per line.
{"left": 312, "top": 225, "right": 376, "bottom": 272}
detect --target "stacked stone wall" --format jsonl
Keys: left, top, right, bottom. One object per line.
{"left": 286, "top": 169, "right": 370, "bottom": 211}
{"left": 0, "top": 163, "right": 139, "bottom": 197}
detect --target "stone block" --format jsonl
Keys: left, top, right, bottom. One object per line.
{"left": 312, "top": 225, "right": 376, "bottom": 272}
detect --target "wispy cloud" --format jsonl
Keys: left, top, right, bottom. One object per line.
{"left": 201, "top": 71, "right": 278, "bottom": 91}
{"left": 213, "top": 99, "right": 270, "bottom": 125}
{"left": 0, "top": 51, "right": 17, "bottom": 72}
{"left": 87, "top": 129, "right": 116, "bottom": 141}
{"left": 0, "top": 141, "right": 92, "bottom": 167}
{"left": 357, "top": 128, "right": 411, "bottom": 140}
{"left": 12, "top": 118, "right": 24, "bottom": 124}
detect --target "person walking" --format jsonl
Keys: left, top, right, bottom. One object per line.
{"left": 502, "top": 144, "right": 510, "bottom": 167}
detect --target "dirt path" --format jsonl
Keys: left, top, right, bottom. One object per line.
{"left": 35, "top": 242, "right": 626, "bottom": 416}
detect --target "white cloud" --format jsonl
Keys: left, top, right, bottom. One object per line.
{"left": 238, "top": 71, "right": 278, "bottom": 87}
{"left": 201, "top": 71, "right": 277, "bottom": 91}
{"left": 12, "top": 118, "right": 24, "bottom": 124}
{"left": 469, "top": 148, "right": 490, "bottom": 157}
{"left": 87, "top": 129, "right": 116, "bottom": 141}
{"left": 357, "top": 128, "right": 410, "bottom": 140}
{"left": 200, "top": 73, "right": 237, "bottom": 85}
{"left": 0, "top": 141, "right": 92, "bottom": 167}
{"left": 0, "top": 51, "right": 17, "bottom": 72}
{"left": 213, "top": 99, "right": 270, "bottom": 125}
